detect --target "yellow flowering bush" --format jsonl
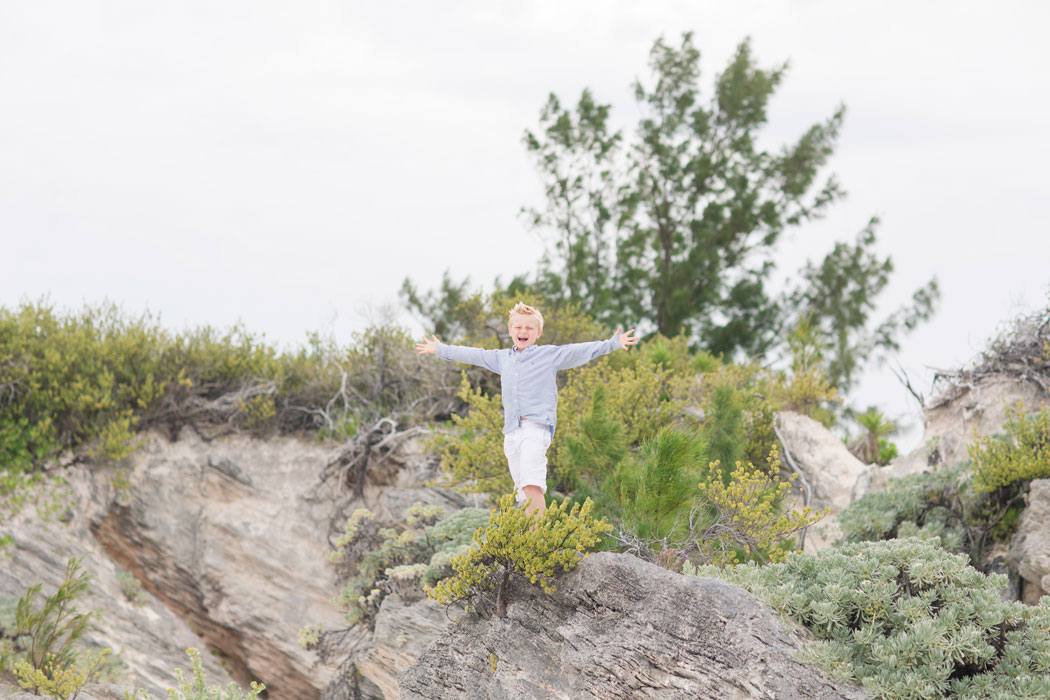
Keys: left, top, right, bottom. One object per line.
{"left": 696, "top": 446, "right": 827, "bottom": 566}
{"left": 427, "top": 495, "right": 611, "bottom": 618}
{"left": 14, "top": 648, "right": 110, "bottom": 700}
{"left": 970, "top": 403, "right": 1050, "bottom": 493}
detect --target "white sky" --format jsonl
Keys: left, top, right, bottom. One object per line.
{"left": 2, "top": 1, "right": 1048, "bottom": 450}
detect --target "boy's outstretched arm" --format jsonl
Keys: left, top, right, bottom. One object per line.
{"left": 551, "top": 326, "right": 640, "bottom": 370}
{"left": 417, "top": 334, "right": 502, "bottom": 373}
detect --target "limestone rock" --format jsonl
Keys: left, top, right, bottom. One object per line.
{"left": 355, "top": 596, "right": 453, "bottom": 700}
{"left": 87, "top": 430, "right": 353, "bottom": 699}
{"left": 1008, "top": 478, "right": 1050, "bottom": 601}
{"left": 399, "top": 552, "right": 868, "bottom": 700}
{"left": 776, "top": 411, "right": 870, "bottom": 552}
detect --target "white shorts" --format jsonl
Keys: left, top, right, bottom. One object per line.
{"left": 503, "top": 420, "right": 552, "bottom": 503}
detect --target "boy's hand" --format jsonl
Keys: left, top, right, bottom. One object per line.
{"left": 416, "top": 334, "right": 440, "bottom": 355}
{"left": 616, "top": 327, "right": 640, "bottom": 350}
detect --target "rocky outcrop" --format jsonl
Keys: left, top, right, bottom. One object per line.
{"left": 776, "top": 411, "right": 873, "bottom": 552}
{"left": 399, "top": 552, "right": 868, "bottom": 700}
{"left": 88, "top": 430, "right": 352, "bottom": 698}
{"left": 1009, "top": 479, "right": 1050, "bottom": 604}
{"left": 356, "top": 597, "right": 453, "bottom": 700}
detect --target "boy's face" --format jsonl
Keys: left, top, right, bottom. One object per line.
{"left": 508, "top": 314, "right": 542, "bottom": 351}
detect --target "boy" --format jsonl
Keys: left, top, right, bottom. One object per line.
{"left": 416, "top": 302, "right": 638, "bottom": 517}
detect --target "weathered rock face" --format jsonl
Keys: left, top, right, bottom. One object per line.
{"left": 355, "top": 597, "right": 453, "bottom": 700}
{"left": 2, "top": 428, "right": 461, "bottom": 700}
{"left": 1009, "top": 479, "right": 1050, "bottom": 603}
{"left": 0, "top": 466, "right": 234, "bottom": 696}
{"left": 399, "top": 552, "right": 868, "bottom": 700}
{"left": 87, "top": 430, "right": 358, "bottom": 698}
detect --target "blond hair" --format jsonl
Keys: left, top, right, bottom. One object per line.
{"left": 507, "top": 302, "right": 544, "bottom": 333}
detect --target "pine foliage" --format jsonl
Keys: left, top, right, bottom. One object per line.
{"left": 13, "top": 557, "right": 95, "bottom": 672}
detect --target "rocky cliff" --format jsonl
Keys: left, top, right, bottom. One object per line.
{"left": 0, "top": 427, "right": 462, "bottom": 699}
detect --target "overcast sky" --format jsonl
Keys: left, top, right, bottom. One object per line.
{"left": 2, "top": 1, "right": 1048, "bottom": 450}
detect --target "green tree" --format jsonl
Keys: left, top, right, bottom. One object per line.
{"left": 523, "top": 33, "right": 938, "bottom": 386}
{"left": 787, "top": 218, "right": 939, "bottom": 392}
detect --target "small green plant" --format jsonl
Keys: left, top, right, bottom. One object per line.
{"left": 693, "top": 447, "right": 826, "bottom": 566}
{"left": 617, "top": 427, "right": 706, "bottom": 544}
{"left": 849, "top": 405, "right": 899, "bottom": 466}
{"left": 116, "top": 571, "right": 148, "bottom": 607}
{"left": 772, "top": 315, "right": 838, "bottom": 426}
{"left": 692, "top": 537, "right": 1050, "bottom": 700}
{"left": 616, "top": 444, "right": 824, "bottom": 571}
{"left": 296, "top": 623, "right": 322, "bottom": 650}
{"left": 427, "top": 495, "right": 611, "bottom": 618}
{"left": 971, "top": 403, "right": 1050, "bottom": 492}
{"left": 14, "top": 647, "right": 110, "bottom": 700}
{"left": 14, "top": 557, "right": 95, "bottom": 672}
{"left": 124, "top": 647, "right": 264, "bottom": 700}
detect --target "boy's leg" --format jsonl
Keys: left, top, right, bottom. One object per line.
{"left": 522, "top": 485, "right": 545, "bottom": 517}
{"left": 504, "top": 431, "right": 527, "bottom": 503}
{"left": 517, "top": 422, "right": 552, "bottom": 518}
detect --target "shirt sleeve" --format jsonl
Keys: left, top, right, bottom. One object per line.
{"left": 549, "top": 332, "right": 620, "bottom": 370}
{"left": 435, "top": 343, "right": 503, "bottom": 374}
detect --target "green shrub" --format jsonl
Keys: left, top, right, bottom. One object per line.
{"left": 125, "top": 647, "right": 264, "bottom": 700}
{"left": 0, "top": 300, "right": 460, "bottom": 508}
{"left": 12, "top": 557, "right": 95, "bottom": 672}
{"left": 116, "top": 571, "right": 148, "bottom": 607}
{"left": 838, "top": 465, "right": 971, "bottom": 553}
{"left": 769, "top": 315, "right": 838, "bottom": 426}
{"left": 837, "top": 463, "right": 1026, "bottom": 567}
{"left": 971, "top": 404, "right": 1050, "bottom": 493}
{"left": 693, "top": 447, "right": 825, "bottom": 566}
{"left": 621, "top": 444, "right": 824, "bottom": 570}
{"left": 560, "top": 386, "right": 630, "bottom": 498}
{"left": 325, "top": 503, "right": 488, "bottom": 628}
{"left": 427, "top": 495, "right": 611, "bottom": 618}
{"left": 699, "top": 363, "right": 779, "bottom": 473}
{"left": 693, "top": 537, "right": 1050, "bottom": 700}
{"left": 430, "top": 375, "right": 509, "bottom": 495}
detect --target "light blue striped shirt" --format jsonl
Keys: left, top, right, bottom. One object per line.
{"left": 436, "top": 333, "right": 620, "bottom": 436}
